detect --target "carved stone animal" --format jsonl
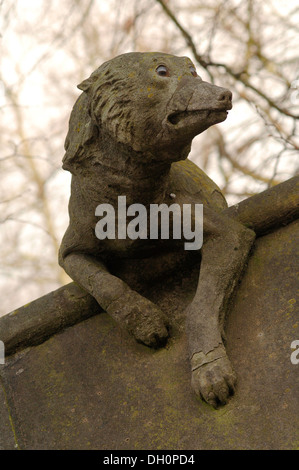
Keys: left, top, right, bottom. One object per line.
{"left": 59, "top": 52, "right": 255, "bottom": 408}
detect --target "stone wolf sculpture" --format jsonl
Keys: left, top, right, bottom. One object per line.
{"left": 59, "top": 52, "right": 255, "bottom": 408}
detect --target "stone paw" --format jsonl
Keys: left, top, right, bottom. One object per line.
{"left": 132, "top": 315, "right": 169, "bottom": 348}
{"left": 107, "top": 290, "right": 169, "bottom": 348}
{"left": 191, "top": 348, "right": 236, "bottom": 408}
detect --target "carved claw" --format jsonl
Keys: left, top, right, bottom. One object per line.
{"left": 191, "top": 346, "right": 237, "bottom": 408}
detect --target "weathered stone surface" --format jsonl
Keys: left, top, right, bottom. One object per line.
{"left": 0, "top": 219, "right": 298, "bottom": 450}
{"left": 56, "top": 53, "right": 299, "bottom": 407}
{"left": 0, "top": 378, "right": 17, "bottom": 450}
{"left": 1, "top": 52, "right": 298, "bottom": 449}
{"left": 0, "top": 282, "right": 102, "bottom": 357}
{"left": 1, "top": 176, "right": 297, "bottom": 361}
{"left": 59, "top": 52, "right": 252, "bottom": 407}
{"left": 225, "top": 175, "right": 299, "bottom": 235}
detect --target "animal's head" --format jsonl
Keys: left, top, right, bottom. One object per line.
{"left": 63, "top": 52, "right": 232, "bottom": 172}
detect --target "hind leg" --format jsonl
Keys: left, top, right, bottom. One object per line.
{"left": 186, "top": 207, "right": 255, "bottom": 407}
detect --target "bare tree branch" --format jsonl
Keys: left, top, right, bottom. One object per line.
{"left": 156, "top": 0, "right": 299, "bottom": 119}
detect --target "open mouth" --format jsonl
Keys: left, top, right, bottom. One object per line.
{"left": 167, "top": 109, "right": 228, "bottom": 125}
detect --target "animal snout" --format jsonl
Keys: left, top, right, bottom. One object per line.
{"left": 217, "top": 89, "right": 233, "bottom": 109}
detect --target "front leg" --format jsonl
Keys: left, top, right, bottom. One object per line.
{"left": 186, "top": 207, "right": 255, "bottom": 407}
{"left": 60, "top": 252, "right": 169, "bottom": 348}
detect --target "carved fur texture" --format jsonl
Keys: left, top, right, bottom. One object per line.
{"left": 59, "top": 52, "right": 255, "bottom": 408}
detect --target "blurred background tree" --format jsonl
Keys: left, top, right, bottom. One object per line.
{"left": 0, "top": 0, "right": 298, "bottom": 316}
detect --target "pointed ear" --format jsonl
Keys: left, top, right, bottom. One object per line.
{"left": 77, "top": 68, "right": 101, "bottom": 92}
{"left": 77, "top": 77, "right": 93, "bottom": 92}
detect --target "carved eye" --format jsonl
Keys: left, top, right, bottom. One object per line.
{"left": 156, "top": 65, "right": 170, "bottom": 77}
{"left": 190, "top": 66, "right": 197, "bottom": 77}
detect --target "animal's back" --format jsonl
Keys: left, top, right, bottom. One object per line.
{"left": 170, "top": 159, "right": 227, "bottom": 212}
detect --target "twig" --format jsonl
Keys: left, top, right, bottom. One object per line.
{"left": 156, "top": 0, "right": 299, "bottom": 119}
